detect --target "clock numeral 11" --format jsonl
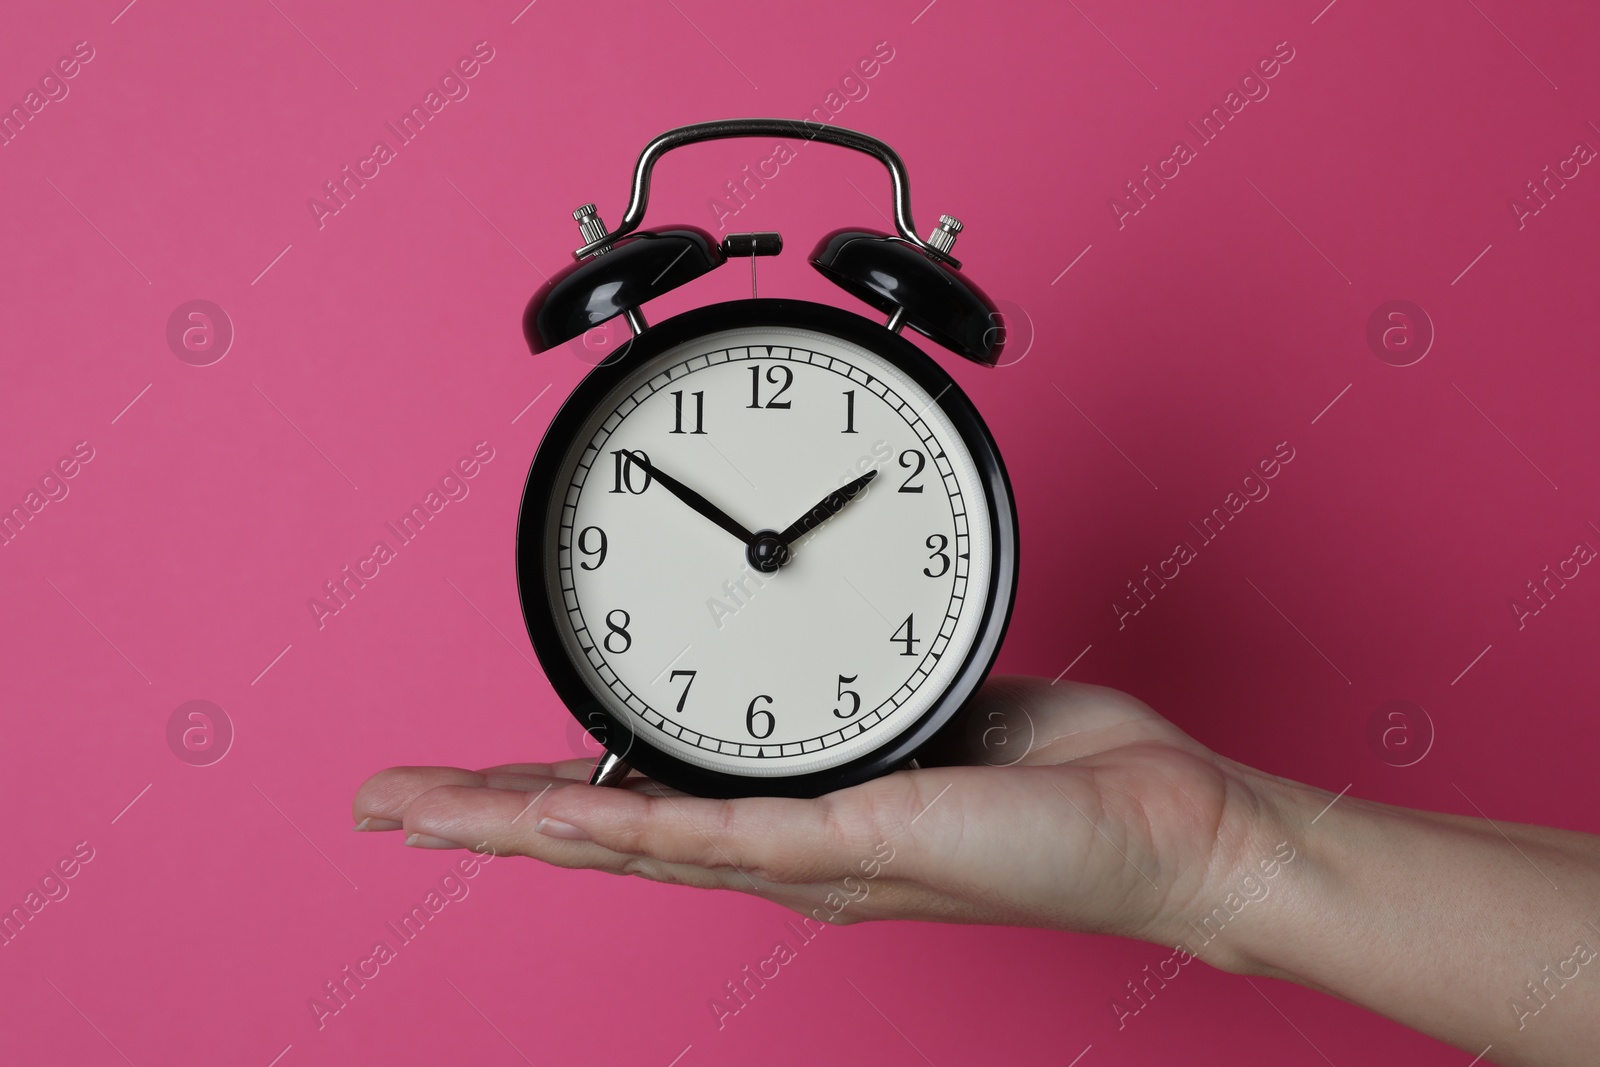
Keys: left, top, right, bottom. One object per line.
{"left": 669, "top": 390, "right": 705, "bottom": 434}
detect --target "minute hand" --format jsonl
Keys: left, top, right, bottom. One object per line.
{"left": 623, "top": 451, "right": 755, "bottom": 547}
{"left": 778, "top": 470, "right": 878, "bottom": 545}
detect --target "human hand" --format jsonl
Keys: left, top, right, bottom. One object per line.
{"left": 352, "top": 677, "right": 1286, "bottom": 958}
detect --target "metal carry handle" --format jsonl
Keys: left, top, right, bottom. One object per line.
{"left": 572, "top": 118, "right": 961, "bottom": 268}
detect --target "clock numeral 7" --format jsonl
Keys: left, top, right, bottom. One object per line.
{"left": 747, "top": 365, "right": 793, "bottom": 409}
{"left": 609, "top": 449, "right": 652, "bottom": 494}
{"left": 668, "top": 669, "right": 696, "bottom": 712}
{"left": 832, "top": 674, "right": 861, "bottom": 718}
{"left": 669, "top": 390, "right": 706, "bottom": 434}
{"left": 891, "top": 614, "right": 920, "bottom": 657}
{"left": 745, "top": 694, "right": 776, "bottom": 739}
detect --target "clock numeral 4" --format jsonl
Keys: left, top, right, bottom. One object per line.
{"left": 832, "top": 674, "right": 861, "bottom": 719}
{"left": 668, "top": 669, "right": 696, "bottom": 712}
{"left": 891, "top": 614, "right": 920, "bottom": 657}
{"left": 603, "top": 609, "right": 632, "bottom": 654}
{"left": 745, "top": 694, "right": 776, "bottom": 739}
{"left": 923, "top": 533, "right": 950, "bottom": 578}
{"left": 609, "top": 449, "right": 652, "bottom": 494}
{"left": 897, "top": 449, "right": 926, "bottom": 493}
{"left": 577, "top": 525, "right": 608, "bottom": 570}
{"left": 669, "top": 390, "right": 706, "bottom": 434}
{"left": 747, "top": 365, "right": 793, "bottom": 409}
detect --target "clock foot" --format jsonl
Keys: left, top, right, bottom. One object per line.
{"left": 904, "top": 758, "right": 922, "bottom": 771}
{"left": 589, "top": 751, "right": 632, "bottom": 787}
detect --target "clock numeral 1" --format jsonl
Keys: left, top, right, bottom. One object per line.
{"left": 923, "top": 533, "right": 950, "bottom": 578}
{"left": 832, "top": 674, "right": 861, "bottom": 718}
{"left": 668, "top": 669, "right": 697, "bottom": 712}
{"left": 891, "top": 614, "right": 920, "bottom": 657}
{"left": 747, "top": 365, "right": 793, "bottom": 409}
{"left": 609, "top": 449, "right": 652, "bottom": 494}
{"left": 897, "top": 449, "right": 926, "bottom": 493}
{"left": 745, "top": 694, "right": 776, "bottom": 739}
{"left": 603, "top": 609, "right": 632, "bottom": 654}
{"left": 670, "top": 390, "right": 706, "bottom": 434}
{"left": 842, "top": 390, "right": 858, "bottom": 434}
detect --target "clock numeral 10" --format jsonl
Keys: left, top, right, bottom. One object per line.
{"left": 745, "top": 694, "right": 776, "bottom": 739}
{"left": 609, "top": 449, "right": 652, "bottom": 494}
{"left": 747, "top": 365, "right": 793, "bottom": 409}
{"left": 891, "top": 614, "right": 920, "bottom": 657}
{"left": 669, "top": 390, "right": 706, "bottom": 434}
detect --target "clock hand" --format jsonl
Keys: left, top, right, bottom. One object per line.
{"left": 620, "top": 451, "right": 756, "bottom": 547}
{"left": 777, "top": 470, "right": 879, "bottom": 546}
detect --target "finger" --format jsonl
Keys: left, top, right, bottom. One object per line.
{"left": 473, "top": 759, "right": 597, "bottom": 781}
{"left": 354, "top": 766, "right": 487, "bottom": 830}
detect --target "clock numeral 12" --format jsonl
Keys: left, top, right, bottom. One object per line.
{"left": 669, "top": 390, "right": 706, "bottom": 434}
{"left": 891, "top": 614, "right": 920, "bottom": 657}
{"left": 745, "top": 694, "right": 776, "bottom": 739}
{"left": 747, "top": 365, "right": 793, "bottom": 409}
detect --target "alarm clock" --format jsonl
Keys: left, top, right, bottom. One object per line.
{"left": 515, "top": 119, "right": 1017, "bottom": 798}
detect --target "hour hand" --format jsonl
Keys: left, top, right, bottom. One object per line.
{"left": 621, "top": 451, "right": 755, "bottom": 547}
{"left": 778, "top": 470, "right": 878, "bottom": 545}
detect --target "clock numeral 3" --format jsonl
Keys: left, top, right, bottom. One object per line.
{"left": 832, "top": 674, "right": 861, "bottom": 718}
{"left": 747, "top": 365, "right": 793, "bottom": 409}
{"left": 603, "top": 609, "right": 633, "bottom": 654}
{"left": 923, "top": 533, "right": 950, "bottom": 578}
{"left": 668, "top": 669, "right": 697, "bottom": 712}
{"left": 670, "top": 390, "right": 706, "bottom": 434}
{"left": 891, "top": 614, "right": 920, "bottom": 657}
{"left": 745, "top": 694, "right": 776, "bottom": 739}
{"left": 577, "top": 526, "right": 608, "bottom": 570}
{"left": 897, "top": 449, "right": 926, "bottom": 493}
{"left": 609, "top": 449, "right": 652, "bottom": 494}
{"left": 841, "top": 390, "right": 858, "bottom": 434}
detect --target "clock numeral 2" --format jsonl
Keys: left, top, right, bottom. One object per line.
{"left": 898, "top": 449, "right": 926, "bottom": 493}
{"left": 609, "top": 449, "right": 652, "bottom": 494}
{"left": 668, "top": 669, "right": 696, "bottom": 712}
{"left": 577, "top": 526, "right": 608, "bottom": 570}
{"left": 747, "top": 365, "right": 793, "bottom": 409}
{"left": 603, "top": 609, "right": 632, "bottom": 654}
{"left": 891, "top": 614, "right": 920, "bottom": 657}
{"left": 745, "top": 694, "right": 776, "bottom": 739}
{"left": 923, "top": 533, "right": 950, "bottom": 578}
{"left": 832, "top": 674, "right": 861, "bottom": 719}
{"left": 670, "top": 390, "right": 706, "bottom": 434}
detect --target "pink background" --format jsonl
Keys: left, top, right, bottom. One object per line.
{"left": 3, "top": 0, "right": 1598, "bottom": 1063}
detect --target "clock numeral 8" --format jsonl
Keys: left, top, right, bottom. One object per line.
{"left": 577, "top": 526, "right": 608, "bottom": 569}
{"left": 745, "top": 694, "right": 776, "bottom": 739}
{"left": 832, "top": 674, "right": 861, "bottom": 719}
{"left": 603, "top": 609, "right": 632, "bottom": 654}
{"left": 609, "top": 450, "right": 652, "bottom": 494}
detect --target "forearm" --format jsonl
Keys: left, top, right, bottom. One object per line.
{"left": 1197, "top": 768, "right": 1600, "bottom": 1066}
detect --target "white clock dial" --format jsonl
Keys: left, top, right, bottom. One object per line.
{"left": 544, "top": 325, "right": 994, "bottom": 777}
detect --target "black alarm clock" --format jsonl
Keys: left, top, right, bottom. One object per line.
{"left": 515, "top": 119, "right": 1017, "bottom": 798}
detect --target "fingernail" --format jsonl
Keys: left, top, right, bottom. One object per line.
{"left": 404, "top": 832, "right": 463, "bottom": 849}
{"left": 354, "top": 818, "right": 403, "bottom": 832}
{"left": 536, "top": 817, "right": 590, "bottom": 841}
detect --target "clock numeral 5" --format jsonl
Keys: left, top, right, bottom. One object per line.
{"left": 669, "top": 390, "right": 706, "bottom": 434}
{"left": 577, "top": 526, "right": 608, "bottom": 570}
{"left": 897, "top": 449, "right": 926, "bottom": 493}
{"left": 747, "top": 365, "right": 793, "bottom": 409}
{"left": 745, "top": 694, "right": 776, "bottom": 739}
{"left": 603, "top": 609, "right": 632, "bottom": 654}
{"left": 923, "top": 533, "right": 950, "bottom": 578}
{"left": 668, "top": 669, "right": 697, "bottom": 712}
{"left": 832, "top": 674, "right": 861, "bottom": 719}
{"left": 891, "top": 614, "right": 920, "bottom": 657}
{"left": 609, "top": 449, "right": 652, "bottom": 494}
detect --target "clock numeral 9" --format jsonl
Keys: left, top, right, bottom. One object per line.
{"left": 747, "top": 365, "right": 793, "bottom": 409}
{"left": 603, "top": 609, "right": 632, "bottom": 654}
{"left": 891, "top": 614, "right": 920, "bottom": 657}
{"left": 609, "top": 449, "right": 652, "bottom": 494}
{"left": 923, "top": 534, "right": 950, "bottom": 578}
{"left": 670, "top": 390, "right": 706, "bottom": 434}
{"left": 577, "top": 526, "right": 608, "bottom": 570}
{"left": 745, "top": 694, "right": 776, "bottom": 739}
{"left": 898, "top": 449, "right": 926, "bottom": 493}
{"left": 832, "top": 674, "right": 861, "bottom": 719}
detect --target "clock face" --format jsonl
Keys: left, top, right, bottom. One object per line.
{"left": 522, "top": 304, "right": 1013, "bottom": 793}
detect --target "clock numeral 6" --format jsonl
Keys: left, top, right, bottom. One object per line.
{"left": 745, "top": 694, "right": 776, "bottom": 739}
{"left": 832, "top": 674, "right": 861, "bottom": 719}
{"left": 603, "top": 609, "right": 632, "bottom": 654}
{"left": 668, "top": 669, "right": 697, "bottom": 712}
{"left": 891, "top": 614, "right": 921, "bottom": 657}
{"left": 747, "top": 365, "right": 793, "bottom": 409}
{"left": 923, "top": 533, "right": 950, "bottom": 578}
{"left": 609, "top": 449, "right": 652, "bottom": 494}
{"left": 577, "top": 526, "right": 608, "bottom": 570}
{"left": 898, "top": 449, "right": 926, "bottom": 493}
